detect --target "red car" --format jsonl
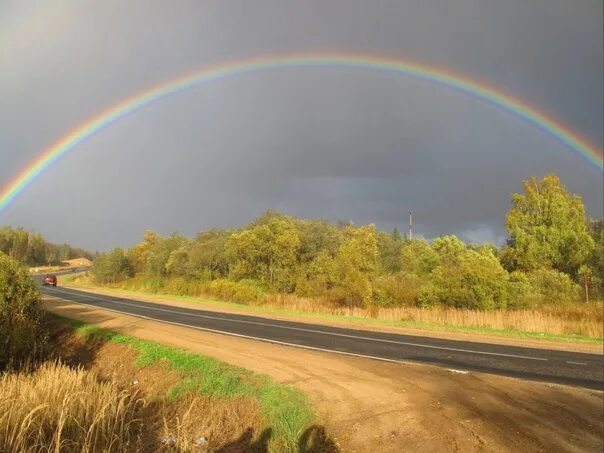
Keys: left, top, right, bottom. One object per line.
{"left": 43, "top": 275, "right": 57, "bottom": 287}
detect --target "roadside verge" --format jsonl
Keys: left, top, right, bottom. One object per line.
{"left": 42, "top": 295, "right": 604, "bottom": 453}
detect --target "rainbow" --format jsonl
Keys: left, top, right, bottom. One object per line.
{"left": 1, "top": 52, "right": 602, "bottom": 214}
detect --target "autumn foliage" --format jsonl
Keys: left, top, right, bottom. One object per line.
{"left": 92, "top": 175, "right": 601, "bottom": 310}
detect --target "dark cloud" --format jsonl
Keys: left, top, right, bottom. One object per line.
{"left": 1, "top": 0, "right": 602, "bottom": 250}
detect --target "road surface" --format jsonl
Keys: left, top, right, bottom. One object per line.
{"left": 39, "top": 282, "right": 604, "bottom": 389}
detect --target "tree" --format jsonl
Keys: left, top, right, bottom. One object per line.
{"left": 226, "top": 218, "right": 301, "bottom": 291}
{"left": 377, "top": 230, "right": 403, "bottom": 273}
{"left": 577, "top": 265, "right": 593, "bottom": 303}
{"left": 295, "top": 250, "right": 337, "bottom": 297}
{"left": 144, "top": 233, "right": 188, "bottom": 276}
{"left": 400, "top": 239, "right": 439, "bottom": 276}
{"left": 296, "top": 219, "right": 342, "bottom": 265}
{"left": 332, "top": 225, "right": 379, "bottom": 307}
{"left": 432, "top": 235, "right": 466, "bottom": 263}
{"left": 185, "top": 229, "right": 231, "bottom": 279}
{"left": 503, "top": 174, "right": 594, "bottom": 277}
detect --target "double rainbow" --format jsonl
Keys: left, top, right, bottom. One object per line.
{"left": 1, "top": 52, "right": 602, "bottom": 214}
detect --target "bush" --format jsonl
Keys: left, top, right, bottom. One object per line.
{"left": 506, "top": 271, "right": 538, "bottom": 309}
{"left": 92, "top": 248, "right": 133, "bottom": 284}
{"left": 206, "top": 279, "right": 265, "bottom": 304}
{"left": 527, "top": 268, "right": 581, "bottom": 305}
{"left": 0, "top": 252, "right": 47, "bottom": 370}
{"left": 373, "top": 272, "right": 424, "bottom": 307}
{"left": 420, "top": 249, "right": 510, "bottom": 310}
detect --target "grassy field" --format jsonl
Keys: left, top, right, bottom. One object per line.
{"left": 62, "top": 274, "right": 604, "bottom": 344}
{"left": 0, "top": 316, "right": 328, "bottom": 453}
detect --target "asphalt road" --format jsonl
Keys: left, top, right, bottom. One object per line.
{"left": 39, "top": 281, "right": 604, "bottom": 389}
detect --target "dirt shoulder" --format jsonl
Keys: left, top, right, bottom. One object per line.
{"left": 43, "top": 297, "right": 604, "bottom": 453}
{"left": 59, "top": 279, "right": 603, "bottom": 354}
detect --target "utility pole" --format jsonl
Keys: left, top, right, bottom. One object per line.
{"left": 408, "top": 211, "right": 413, "bottom": 240}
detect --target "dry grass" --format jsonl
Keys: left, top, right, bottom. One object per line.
{"left": 155, "top": 395, "right": 264, "bottom": 451}
{"left": 0, "top": 361, "right": 143, "bottom": 452}
{"left": 262, "top": 293, "right": 604, "bottom": 338}
{"left": 0, "top": 348, "right": 277, "bottom": 452}
{"left": 67, "top": 273, "right": 604, "bottom": 339}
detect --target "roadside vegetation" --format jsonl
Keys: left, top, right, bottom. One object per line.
{"left": 0, "top": 252, "right": 333, "bottom": 452}
{"left": 0, "top": 253, "right": 47, "bottom": 369}
{"left": 86, "top": 174, "right": 603, "bottom": 340}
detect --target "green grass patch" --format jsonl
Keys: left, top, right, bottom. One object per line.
{"left": 64, "top": 277, "right": 603, "bottom": 345}
{"left": 65, "top": 318, "right": 315, "bottom": 452}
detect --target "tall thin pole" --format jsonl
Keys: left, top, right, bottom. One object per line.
{"left": 409, "top": 211, "right": 413, "bottom": 240}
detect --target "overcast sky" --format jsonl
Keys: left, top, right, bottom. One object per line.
{"left": 1, "top": 0, "right": 602, "bottom": 251}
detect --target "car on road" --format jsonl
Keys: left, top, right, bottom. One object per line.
{"left": 43, "top": 274, "right": 57, "bottom": 287}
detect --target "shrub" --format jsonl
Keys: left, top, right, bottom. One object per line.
{"left": 506, "top": 271, "right": 538, "bottom": 309}
{"left": 0, "top": 252, "right": 47, "bottom": 370}
{"left": 206, "top": 279, "right": 265, "bottom": 304}
{"left": 92, "top": 248, "right": 133, "bottom": 284}
{"left": 527, "top": 268, "right": 581, "bottom": 305}
{"left": 422, "top": 249, "right": 510, "bottom": 310}
{"left": 373, "top": 272, "right": 424, "bottom": 307}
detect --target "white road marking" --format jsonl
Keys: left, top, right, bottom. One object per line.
{"left": 447, "top": 369, "right": 469, "bottom": 374}
{"left": 44, "top": 286, "right": 549, "bottom": 361}
{"left": 566, "top": 361, "right": 587, "bottom": 366}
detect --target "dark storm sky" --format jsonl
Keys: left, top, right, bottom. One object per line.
{"left": 1, "top": 0, "right": 602, "bottom": 251}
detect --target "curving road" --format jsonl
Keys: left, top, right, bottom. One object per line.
{"left": 39, "top": 282, "right": 604, "bottom": 390}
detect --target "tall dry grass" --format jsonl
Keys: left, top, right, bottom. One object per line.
{"left": 0, "top": 361, "right": 143, "bottom": 452}
{"left": 262, "top": 293, "right": 604, "bottom": 338}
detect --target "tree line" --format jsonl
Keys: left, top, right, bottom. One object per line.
{"left": 0, "top": 226, "right": 94, "bottom": 266}
{"left": 93, "top": 174, "right": 603, "bottom": 310}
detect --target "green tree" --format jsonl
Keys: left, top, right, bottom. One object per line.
{"left": 432, "top": 235, "right": 466, "bottom": 264}
{"left": 503, "top": 174, "right": 594, "bottom": 277}
{"left": 400, "top": 239, "right": 439, "bottom": 276}
{"left": 144, "top": 233, "right": 188, "bottom": 276}
{"left": 295, "top": 250, "right": 337, "bottom": 297}
{"left": 186, "top": 229, "right": 231, "bottom": 279}
{"left": 226, "top": 217, "right": 301, "bottom": 292}
{"left": 377, "top": 230, "right": 403, "bottom": 273}
{"left": 296, "top": 219, "right": 342, "bottom": 265}
{"left": 9, "top": 228, "right": 29, "bottom": 262}
{"left": 332, "top": 225, "right": 379, "bottom": 307}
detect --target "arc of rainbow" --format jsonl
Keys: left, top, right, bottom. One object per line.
{"left": 1, "top": 52, "right": 602, "bottom": 214}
